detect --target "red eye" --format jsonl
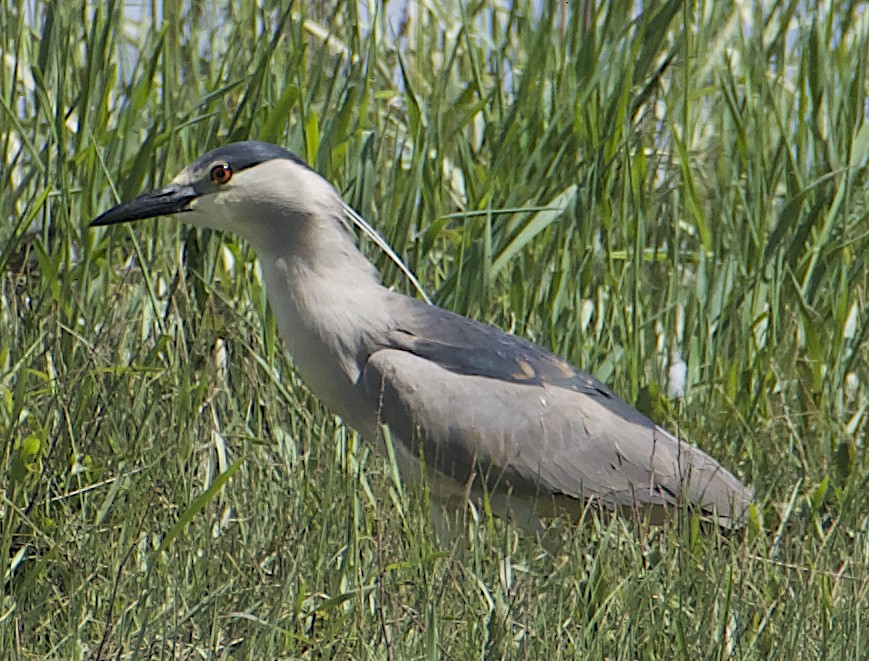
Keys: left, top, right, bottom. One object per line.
{"left": 210, "top": 163, "right": 232, "bottom": 184}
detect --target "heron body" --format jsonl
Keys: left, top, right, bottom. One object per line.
{"left": 92, "top": 141, "right": 753, "bottom": 534}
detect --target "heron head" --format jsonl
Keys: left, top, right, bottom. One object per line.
{"left": 90, "top": 141, "right": 340, "bottom": 246}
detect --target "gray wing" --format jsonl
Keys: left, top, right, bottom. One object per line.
{"left": 361, "top": 295, "right": 752, "bottom": 525}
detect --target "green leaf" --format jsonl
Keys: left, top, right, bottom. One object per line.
{"left": 491, "top": 185, "right": 577, "bottom": 275}
{"left": 156, "top": 457, "right": 244, "bottom": 556}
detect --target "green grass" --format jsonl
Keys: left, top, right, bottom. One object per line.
{"left": 1, "top": 0, "right": 867, "bottom": 658}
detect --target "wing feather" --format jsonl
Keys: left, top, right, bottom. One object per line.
{"left": 361, "top": 295, "right": 752, "bottom": 525}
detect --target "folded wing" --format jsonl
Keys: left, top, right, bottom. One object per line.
{"left": 360, "top": 295, "right": 752, "bottom": 526}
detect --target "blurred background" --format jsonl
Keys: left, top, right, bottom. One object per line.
{"left": 1, "top": 1, "right": 867, "bottom": 657}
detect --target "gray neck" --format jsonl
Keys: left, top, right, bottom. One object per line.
{"left": 251, "top": 212, "right": 394, "bottom": 432}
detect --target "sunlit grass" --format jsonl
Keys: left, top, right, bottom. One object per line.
{"left": 1, "top": 1, "right": 867, "bottom": 658}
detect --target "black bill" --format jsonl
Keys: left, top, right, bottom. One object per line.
{"left": 90, "top": 184, "right": 199, "bottom": 226}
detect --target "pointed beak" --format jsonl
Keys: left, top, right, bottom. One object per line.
{"left": 90, "top": 184, "right": 199, "bottom": 226}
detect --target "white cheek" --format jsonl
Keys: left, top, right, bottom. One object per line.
{"left": 187, "top": 195, "right": 229, "bottom": 229}
{"left": 178, "top": 182, "right": 256, "bottom": 239}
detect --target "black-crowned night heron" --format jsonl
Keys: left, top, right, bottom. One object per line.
{"left": 91, "top": 141, "right": 753, "bottom": 535}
